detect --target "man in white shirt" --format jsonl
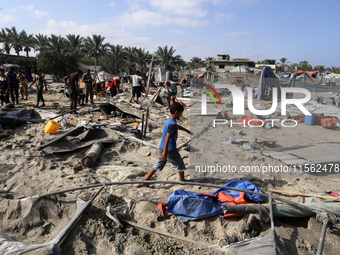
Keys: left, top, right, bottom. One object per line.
{"left": 128, "top": 70, "right": 144, "bottom": 103}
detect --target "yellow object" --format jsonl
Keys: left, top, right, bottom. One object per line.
{"left": 44, "top": 120, "right": 61, "bottom": 134}
{"left": 131, "top": 122, "right": 140, "bottom": 126}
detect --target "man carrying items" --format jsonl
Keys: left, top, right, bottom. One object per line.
{"left": 128, "top": 70, "right": 144, "bottom": 104}
{"left": 29, "top": 68, "right": 48, "bottom": 107}
{"left": 82, "top": 69, "right": 93, "bottom": 104}
{"left": 63, "top": 70, "right": 83, "bottom": 113}
{"left": 143, "top": 102, "right": 192, "bottom": 187}
{"left": 7, "top": 67, "right": 19, "bottom": 105}
{"left": 0, "top": 68, "right": 10, "bottom": 106}
{"left": 18, "top": 69, "right": 28, "bottom": 100}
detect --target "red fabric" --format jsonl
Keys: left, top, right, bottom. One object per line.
{"left": 156, "top": 203, "right": 172, "bottom": 217}
{"left": 321, "top": 118, "right": 339, "bottom": 129}
{"left": 199, "top": 192, "right": 251, "bottom": 218}
{"left": 327, "top": 191, "right": 340, "bottom": 197}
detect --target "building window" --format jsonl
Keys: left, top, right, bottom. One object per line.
{"left": 219, "top": 64, "right": 225, "bottom": 69}
{"left": 222, "top": 55, "right": 226, "bottom": 60}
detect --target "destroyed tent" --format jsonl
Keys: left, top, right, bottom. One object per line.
{"left": 40, "top": 127, "right": 120, "bottom": 154}
{"left": 257, "top": 67, "right": 281, "bottom": 101}
{"left": 230, "top": 65, "right": 253, "bottom": 73}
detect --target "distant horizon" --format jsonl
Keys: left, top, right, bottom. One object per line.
{"left": 1, "top": 0, "right": 339, "bottom": 67}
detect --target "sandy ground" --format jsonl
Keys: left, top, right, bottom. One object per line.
{"left": 0, "top": 79, "right": 340, "bottom": 254}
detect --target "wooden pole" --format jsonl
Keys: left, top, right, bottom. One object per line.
{"left": 145, "top": 55, "right": 154, "bottom": 98}
{"left": 144, "top": 107, "right": 149, "bottom": 137}
{"left": 141, "top": 113, "right": 144, "bottom": 139}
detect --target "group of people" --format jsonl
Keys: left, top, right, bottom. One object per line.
{"left": 0, "top": 66, "right": 47, "bottom": 107}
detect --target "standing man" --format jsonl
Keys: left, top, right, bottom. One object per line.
{"left": 18, "top": 70, "right": 28, "bottom": 100}
{"left": 29, "top": 68, "right": 47, "bottom": 107}
{"left": 64, "top": 70, "right": 83, "bottom": 113}
{"left": 0, "top": 68, "right": 10, "bottom": 106}
{"left": 7, "top": 67, "right": 19, "bottom": 105}
{"left": 128, "top": 70, "right": 144, "bottom": 103}
{"left": 82, "top": 69, "right": 93, "bottom": 104}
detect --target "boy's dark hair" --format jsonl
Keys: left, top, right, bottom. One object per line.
{"left": 77, "top": 70, "right": 83, "bottom": 75}
{"left": 170, "top": 102, "right": 184, "bottom": 114}
{"left": 136, "top": 70, "right": 140, "bottom": 75}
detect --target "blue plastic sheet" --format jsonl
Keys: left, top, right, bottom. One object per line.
{"left": 211, "top": 180, "right": 264, "bottom": 202}
{"left": 167, "top": 190, "right": 224, "bottom": 220}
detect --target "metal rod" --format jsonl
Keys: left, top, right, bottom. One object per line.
{"left": 317, "top": 218, "right": 329, "bottom": 255}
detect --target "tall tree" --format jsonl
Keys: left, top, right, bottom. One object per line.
{"left": 84, "top": 34, "right": 108, "bottom": 66}
{"left": 34, "top": 33, "right": 49, "bottom": 52}
{"left": 313, "top": 65, "right": 325, "bottom": 73}
{"left": 299, "top": 60, "right": 312, "bottom": 71}
{"left": 106, "top": 44, "right": 127, "bottom": 74}
{"left": 277, "top": 58, "right": 290, "bottom": 72}
{"left": 21, "top": 31, "right": 35, "bottom": 57}
{"left": 134, "top": 47, "right": 152, "bottom": 72}
{"left": 154, "top": 45, "right": 184, "bottom": 69}
{"left": 187, "top": 57, "right": 204, "bottom": 69}
{"left": 65, "top": 34, "right": 84, "bottom": 59}
{"left": 205, "top": 56, "right": 215, "bottom": 67}
{"left": 47, "top": 34, "right": 66, "bottom": 52}
{"left": 6, "top": 26, "right": 25, "bottom": 56}
{"left": 0, "top": 28, "right": 12, "bottom": 54}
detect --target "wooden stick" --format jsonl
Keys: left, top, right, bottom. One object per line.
{"left": 141, "top": 113, "right": 144, "bottom": 139}
{"left": 268, "top": 189, "right": 340, "bottom": 202}
{"left": 145, "top": 55, "right": 154, "bottom": 98}
{"left": 143, "top": 107, "right": 149, "bottom": 137}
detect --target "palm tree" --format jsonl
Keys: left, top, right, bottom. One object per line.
{"left": 65, "top": 34, "right": 84, "bottom": 58}
{"left": 287, "top": 63, "right": 299, "bottom": 72}
{"left": 6, "top": 26, "right": 24, "bottom": 56}
{"left": 0, "top": 28, "right": 12, "bottom": 54}
{"left": 47, "top": 34, "right": 66, "bottom": 52}
{"left": 34, "top": 33, "right": 49, "bottom": 52}
{"left": 205, "top": 56, "right": 215, "bottom": 67}
{"left": 277, "top": 57, "right": 290, "bottom": 73}
{"left": 106, "top": 44, "right": 127, "bottom": 74}
{"left": 134, "top": 47, "right": 152, "bottom": 72}
{"left": 154, "top": 45, "right": 184, "bottom": 69}
{"left": 187, "top": 57, "right": 204, "bottom": 69}
{"left": 84, "top": 34, "right": 109, "bottom": 66}
{"left": 299, "top": 60, "right": 312, "bottom": 71}
{"left": 21, "top": 31, "right": 35, "bottom": 57}
{"left": 125, "top": 46, "right": 138, "bottom": 70}
{"left": 313, "top": 65, "right": 325, "bottom": 74}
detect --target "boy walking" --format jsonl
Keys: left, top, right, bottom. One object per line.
{"left": 144, "top": 102, "right": 192, "bottom": 186}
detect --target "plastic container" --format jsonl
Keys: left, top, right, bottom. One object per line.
{"left": 304, "top": 114, "right": 315, "bottom": 125}
{"left": 44, "top": 120, "right": 61, "bottom": 133}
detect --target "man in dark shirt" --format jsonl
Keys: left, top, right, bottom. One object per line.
{"left": 0, "top": 68, "right": 10, "bottom": 106}
{"left": 82, "top": 69, "right": 93, "bottom": 104}
{"left": 7, "top": 67, "right": 19, "bottom": 104}
{"left": 63, "top": 70, "right": 83, "bottom": 113}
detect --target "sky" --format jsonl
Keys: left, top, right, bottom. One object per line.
{"left": 0, "top": 0, "right": 340, "bottom": 67}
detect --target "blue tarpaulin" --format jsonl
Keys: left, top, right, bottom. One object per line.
{"left": 166, "top": 190, "right": 224, "bottom": 220}
{"left": 166, "top": 181, "right": 263, "bottom": 220}
{"left": 211, "top": 180, "right": 264, "bottom": 202}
